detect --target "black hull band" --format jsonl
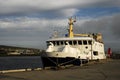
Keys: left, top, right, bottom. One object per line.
{"left": 41, "top": 57, "right": 88, "bottom": 68}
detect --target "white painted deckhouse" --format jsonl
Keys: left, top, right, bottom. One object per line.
{"left": 41, "top": 17, "right": 106, "bottom": 67}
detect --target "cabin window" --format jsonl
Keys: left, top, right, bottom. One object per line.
{"left": 52, "top": 41, "right": 55, "bottom": 46}
{"left": 69, "top": 41, "right": 72, "bottom": 45}
{"left": 46, "top": 41, "right": 52, "bottom": 46}
{"left": 88, "top": 40, "right": 92, "bottom": 45}
{"left": 73, "top": 40, "right": 77, "bottom": 45}
{"left": 83, "top": 40, "right": 87, "bottom": 45}
{"left": 93, "top": 51, "right": 98, "bottom": 56}
{"left": 60, "top": 41, "right": 63, "bottom": 45}
{"left": 64, "top": 41, "right": 67, "bottom": 45}
{"left": 57, "top": 41, "right": 59, "bottom": 45}
{"left": 78, "top": 41, "right": 82, "bottom": 45}
{"left": 54, "top": 41, "right": 57, "bottom": 46}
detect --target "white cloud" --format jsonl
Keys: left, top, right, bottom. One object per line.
{"left": 59, "top": 8, "right": 79, "bottom": 17}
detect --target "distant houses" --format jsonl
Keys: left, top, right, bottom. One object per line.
{"left": 0, "top": 45, "right": 43, "bottom": 56}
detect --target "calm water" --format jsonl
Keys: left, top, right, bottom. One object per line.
{"left": 0, "top": 56, "right": 43, "bottom": 70}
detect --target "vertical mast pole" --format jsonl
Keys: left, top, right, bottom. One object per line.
{"left": 68, "top": 17, "right": 76, "bottom": 38}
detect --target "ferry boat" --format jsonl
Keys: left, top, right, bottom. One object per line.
{"left": 41, "top": 17, "right": 106, "bottom": 67}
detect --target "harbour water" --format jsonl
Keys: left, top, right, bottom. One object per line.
{"left": 0, "top": 56, "right": 43, "bottom": 70}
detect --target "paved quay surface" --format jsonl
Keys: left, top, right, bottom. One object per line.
{"left": 0, "top": 59, "right": 120, "bottom": 80}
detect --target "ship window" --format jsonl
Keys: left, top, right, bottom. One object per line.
{"left": 73, "top": 40, "right": 77, "bottom": 45}
{"left": 66, "top": 41, "right": 67, "bottom": 45}
{"left": 57, "top": 41, "right": 59, "bottom": 45}
{"left": 83, "top": 40, "right": 87, "bottom": 45}
{"left": 52, "top": 41, "right": 55, "bottom": 46}
{"left": 54, "top": 41, "right": 57, "bottom": 46}
{"left": 47, "top": 41, "right": 53, "bottom": 46}
{"left": 93, "top": 51, "right": 98, "bottom": 56}
{"left": 88, "top": 40, "right": 92, "bottom": 45}
{"left": 60, "top": 41, "right": 63, "bottom": 45}
{"left": 69, "top": 41, "right": 72, "bottom": 45}
{"left": 78, "top": 41, "right": 82, "bottom": 45}
{"left": 64, "top": 41, "right": 67, "bottom": 45}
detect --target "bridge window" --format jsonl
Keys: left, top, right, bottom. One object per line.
{"left": 69, "top": 41, "right": 72, "bottom": 45}
{"left": 57, "top": 41, "right": 59, "bottom": 45}
{"left": 83, "top": 40, "right": 87, "bottom": 45}
{"left": 64, "top": 41, "right": 67, "bottom": 45}
{"left": 60, "top": 41, "right": 63, "bottom": 45}
{"left": 78, "top": 41, "right": 82, "bottom": 45}
{"left": 47, "top": 41, "right": 54, "bottom": 46}
{"left": 73, "top": 40, "right": 77, "bottom": 45}
{"left": 52, "top": 41, "right": 55, "bottom": 46}
{"left": 88, "top": 40, "right": 92, "bottom": 45}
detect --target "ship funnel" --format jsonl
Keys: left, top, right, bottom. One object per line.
{"left": 107, "top": 48, "right": 112, "bottom": 58}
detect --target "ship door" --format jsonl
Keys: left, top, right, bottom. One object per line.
{"left": 88, "top": 40, "right": 93, "bottom": 60}
{"left": 76, "top": 40, "right": 82, "bottom": 58}
{"left": 76, "top": 48, "right": 81, "bottom": 58}
{"left": 86, "top": 40, "right": 93, "bottom": 60}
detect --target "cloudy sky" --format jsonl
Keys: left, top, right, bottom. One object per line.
{"left": 0, "top": 0, "right": 120, "bottom": 50}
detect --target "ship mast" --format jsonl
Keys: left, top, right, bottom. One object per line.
{"left": 68, "top": 17, "right": 76, "bottom": 38}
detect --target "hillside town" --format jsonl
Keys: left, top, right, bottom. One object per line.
{"left": 0, "top": 45, "right": 44, "bottom": 56}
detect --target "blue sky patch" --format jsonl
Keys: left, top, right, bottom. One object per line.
{"left": 76, "top": 7, "right": 120, "bottom": 18}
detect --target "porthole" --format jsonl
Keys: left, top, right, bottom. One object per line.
{"left": 85, "top": 46, "right": 88, "bottom": 49}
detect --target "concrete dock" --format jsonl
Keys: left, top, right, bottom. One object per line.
{"left": 0, "top": 59, "right": 120, "bottom": 80}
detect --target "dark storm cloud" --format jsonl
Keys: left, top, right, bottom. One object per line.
{"left": 110, "top": 14, "right": 120, "bottom": 37}
{"left": 75, "top": 14, "right": 120, "bottom": 38}
{"left": 73, "top": 13, "right": 120, "bottom": 50}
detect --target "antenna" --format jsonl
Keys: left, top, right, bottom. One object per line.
{"left": 74, "top": 16, "right": 76, "bottom": 22}
{"left": 52, "top": 30, "right": 58, "bottom": 38}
